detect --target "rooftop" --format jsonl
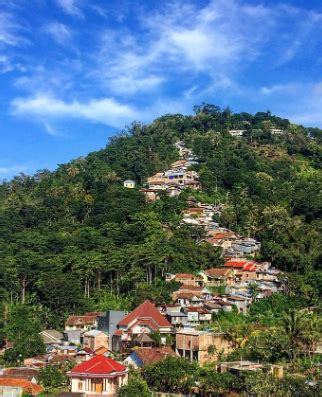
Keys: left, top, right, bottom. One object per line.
{"left": 117, "top": 300, "right": 171, "bottom": 328}
{"left": 0, "top": 378, "right": 43, "bottom": 394}
{"left": 70, "top": 355, "right": 126, "bottom": 376}
{"left": 133, "top": 347, "right": 176, "bottom": 366}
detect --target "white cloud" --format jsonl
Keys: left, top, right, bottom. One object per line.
{"left": 92, "top": 0, "right": 298, "bottom": 96}
{"left": 260, "top": 84, "right": 300, "bottom": 95}
{"left": 56, "top": 0, "right": 83, "bottom": 18}
{"left": 11, "top": 95, "right": 139, "bottom": 128}
{"left": 44, "top": 22, "right": 73, "bottom": 46}
{"left": 259, "top": 81, "right": 322, "bottom": 127}
{"left": 0, "top": 55, "right": 13, "bottom": 72}
{"left": 6, "top": 0, "right": 322, "bottom": 131}
{"left": 0, "top": 12, "right": 21, "bottom": 46}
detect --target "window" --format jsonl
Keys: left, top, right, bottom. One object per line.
{"left": 78, "top": 382, "right": 83, "bottom": 390}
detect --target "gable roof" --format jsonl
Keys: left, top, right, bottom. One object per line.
{"left": 117, "top": 300, "right": 171, "bottom": 329}
{"left": 133, "top": 347, "right": 176, "bottom": 366}
{"left": 224, "top": 260, "right": 256, "bottom": 269}
{"left": 2, "top": 368, "right": 39, "bottom": 381}
{"left": 134, "top": 333, "right": 154, "bottom": 344}
{"left": 65, "top": 315, "right": 97, "bottom": 326}
{"left": 94, "top": 346, "right": 109, "bottom": 356}
{"left": 204, "top": 268, "right": 233, "bottom": 277}
{"left": 0, "top": 378, "right": 43, "bottom": 394}
{"left": 175, "top": 292, "right": 199, "bottom": 299}
{"left": 243, "top": 263, "right": 257, "bottom": 272}
{"left": 175, "top": 273, "right": 196, "bottom": 279}
{"left": 185, "top": 307, "right": 209, "bottom": 314}
{"left": 70, "top": 355, "right": 126, "bottom": 376}
{"left": 39, "top": 329, "right": 63, "bottom": 344}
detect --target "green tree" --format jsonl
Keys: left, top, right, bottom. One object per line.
{"left": 4, "top": 305, "right": 45, "bottom": 363}
{"left": 117, "top": 378, "right": 151, "bottom": 397}
{"left": 38, "top": 366, "right": 66, "bottom": 389}
{"left": 143, "top": 356, "right": 197, "bottom": 393}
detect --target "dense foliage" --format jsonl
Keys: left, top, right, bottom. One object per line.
{"left": 141, "top": 356, "right": 320, "bottom": 397}
{"left": 0, "top": 105, "right": 321, "bottom": 331}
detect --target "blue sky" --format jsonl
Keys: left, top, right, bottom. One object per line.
{"left": 1, "top": 0, "right": 322, "bottom": 179}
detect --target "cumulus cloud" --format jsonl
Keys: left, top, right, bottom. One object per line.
{"left": 93, "top": 0, "right": 322, "bottom": 98}
{"left": 7, "top": 0, "right": 322, "bottom": 130}
{"left": 11, "top": 95, "right": 139, "bottom": 128}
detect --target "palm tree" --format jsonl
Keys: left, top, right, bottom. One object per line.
{"left": 281, "top": 309, "right": 306, "bottom": 362}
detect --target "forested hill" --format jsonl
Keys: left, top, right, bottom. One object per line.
{"left": 0, "top": 104, "right": 321, "bottom": 325}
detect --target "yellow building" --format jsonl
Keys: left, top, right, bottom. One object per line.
{"left": 123, "top": 180, "right": 136, "bottom": 188}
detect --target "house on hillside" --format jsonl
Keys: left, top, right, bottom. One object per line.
{"left": 176, "top": 285, "right": 212, "bottom": 297}
{"left": 170, "top": 273, "right": 203, "bottom": 287}
{"left": 184, "top": 307, "right": 212, "bottom": 326}
{"left": 165, "top": 310, "right": 188, "bottom": 328}
{"left": 113, "top": 300, "right": 172, "bottom": 352}
{"left": 176, "top": 330, "right": 231, "bottom": 364}
{"left": 219, "top": 361, "right": 284, "bottom": 378}
{"left": 139, "top": 188, "right": 159, "bottom": 202}
{"left": 65, "top": 313, "right": 101, "bottom": 332}
{"left": 230, "top": 238, "right": 261, "bottom": 257}
{"left": 270, "top": 128, "right": 285, "bottom": 135}
{"left": 68, "top": 355, "right": 128, "bottom": 396}
{"left": 82, "top": 330, "right": 108, "bottom": 351}
{"left": 224, "top": 260, "right": 258, "bottom": 282}
{"left": 0, "top": 379, "right": 43, "bottom": 395}
{"left": 229, "top": 130, "right": 246, "bottom": 137}
{"left": 174, "top": 292, "right": 204, "bottom": 307}
{"left": 225, "top": 295, "right": 251, "bottom": 313}
{"left": 199, "top": 268, "right": 235, "bottom": 286}
{"left": 123, "top": 180, "right": 135, "bottom": 189}
{"left": 124, "top": 347, "right": 176, "bottom": 369}
{"left": 39, "top": 330, "right": 64, "bottom": 345}
{"left": 0, "top": 368, "right": 40, "bottom": 383}
{"left": 97, "top": 311, "right": 126, "bottom": 338}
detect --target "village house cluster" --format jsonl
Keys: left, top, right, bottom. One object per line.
{"left": 181, "top": 199, "right": 261, "bottom": 259}
{"left": 139, "top": 141, "right": 200, "bottom": 201}
{"left": 0, "top": 141, "right": 287, "bottom": 397}
{"left": 0, "top": 260, "right": 284, "bottom": 397}
{"left": 228, "top": 127, "right": 286, "bottom": 137}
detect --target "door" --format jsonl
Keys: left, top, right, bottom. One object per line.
{"left": 94, "top": 379, "right": 103, "bottom": 393}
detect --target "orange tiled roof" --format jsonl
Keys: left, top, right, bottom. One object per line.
{"left": 65, "top": 315, "right": 97, "bottom": 326}
{"left": 224, "top": 260, "right": 255, "bottom": 268}
{"left": 178, "top": 285, "right": 204, "bottom": 291}
{"left": 94, "top": 346, "right": 109, "bottom": 355}
{"left": 175, "top": 273, "right": 196, "bottom": 279}
{"left": 134, "top": 347, "right": 176, "bottom": 365}
{"left": 0, "top": 378, "right": 43, "bottom": 394}
{"left": 205, "top": 268, "right": 232, "bottom": 277}
{"left": 176, "top": 291, "right": 198, "bottom": 299}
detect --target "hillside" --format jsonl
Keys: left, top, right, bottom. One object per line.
{"left": 0, "top": 104, "right": 321, "bottom": 327}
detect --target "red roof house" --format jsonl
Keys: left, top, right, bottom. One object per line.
{"left": 224, "top": 260, "right": 256, "bottom": 269}
{"left": 68, "top": 355, "right": 128, "bottom": 396}
{"left": 117, "top": 300, "right": 172, "bottom": 335}
{"left": 224, "top": 260, "right": 257, "bottom": 281}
